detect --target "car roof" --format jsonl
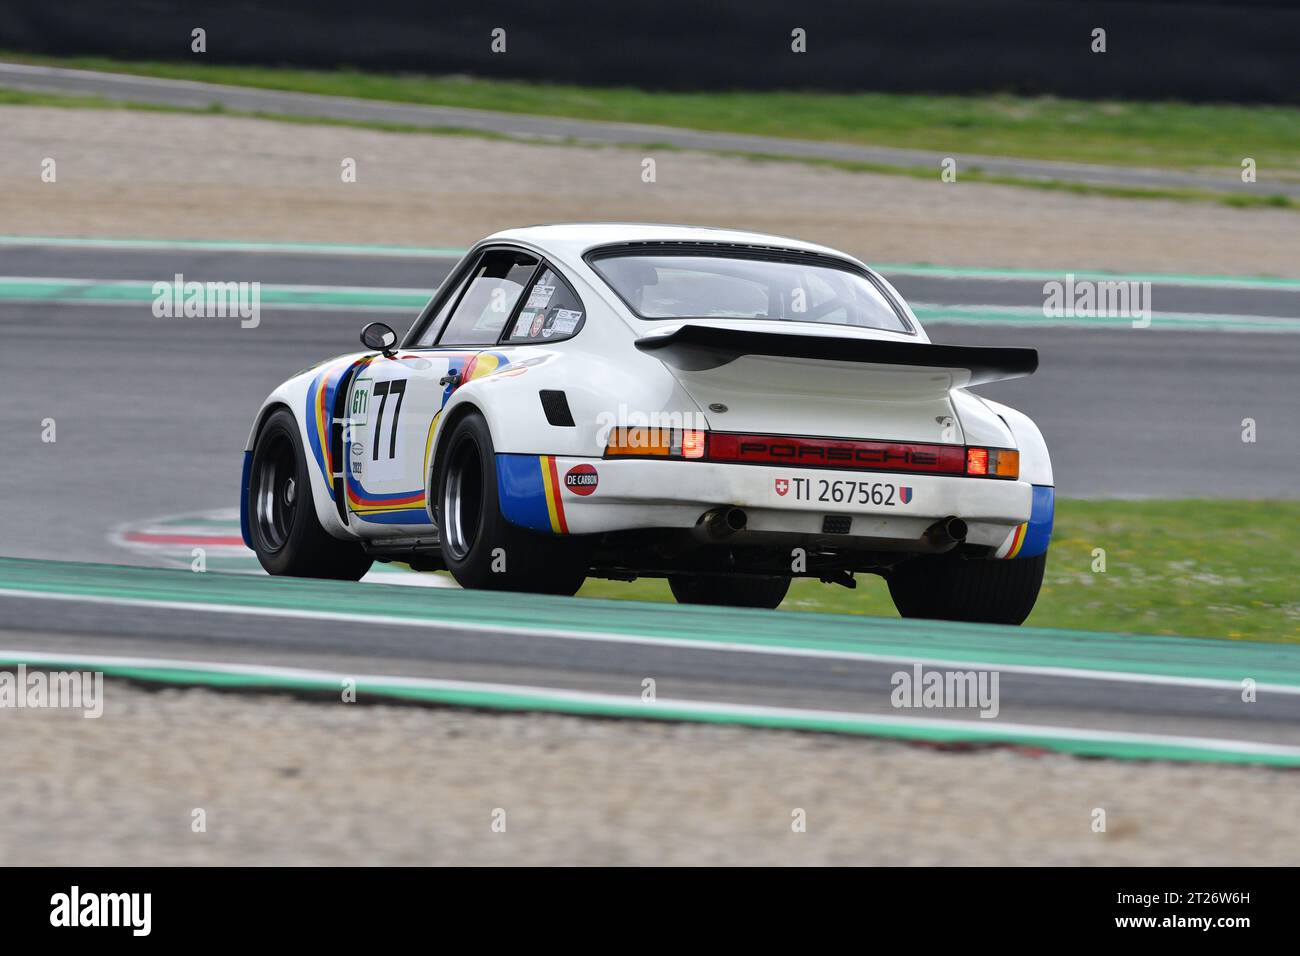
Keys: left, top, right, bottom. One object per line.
{"left": 482, "top": 222, "right": 863, "bottom": 268}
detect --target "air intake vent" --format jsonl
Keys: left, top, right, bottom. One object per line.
{"left": 821, "top": 515, "right": 853, "bottom": 535}
{"left": 538, "top": 390, "right": 575, "bottom": 427}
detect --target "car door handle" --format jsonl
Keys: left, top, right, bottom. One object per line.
{"left": 439, "top": 371, "right": 461, "bottom": 387}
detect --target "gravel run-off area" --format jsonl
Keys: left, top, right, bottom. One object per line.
{"left": 3, "top": 107, "right": 1297, "bottom": 276}
{"left": 3, "top": 682, "right": 1298, "bottom": 865}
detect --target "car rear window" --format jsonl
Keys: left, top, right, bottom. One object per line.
{"left": 590, "top": 253, "right": 909, "bottom": 333}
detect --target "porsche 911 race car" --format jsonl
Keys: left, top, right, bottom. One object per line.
{"left": 242, "top": 224, "right": 1053, "bottom": 623}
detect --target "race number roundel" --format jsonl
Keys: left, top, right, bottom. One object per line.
{"left": 564, "top": 464, "right": 599, "bottom": 496}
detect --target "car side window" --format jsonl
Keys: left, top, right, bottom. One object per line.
{"left": 413, "top": 282, "right": 459, "bottom": 347}
{"left": 437, "top": 249, "right": 539, "bottom": 346}
{"left": 505, "top": 266, "right": 587, "bottom": 344}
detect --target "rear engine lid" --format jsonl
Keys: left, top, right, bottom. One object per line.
{"left": 635, "top": 322, "right": 1037, "bottom": 443}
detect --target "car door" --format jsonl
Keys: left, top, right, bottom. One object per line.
{"left": 343, "top": 247, "right": 540, "bottom": 534}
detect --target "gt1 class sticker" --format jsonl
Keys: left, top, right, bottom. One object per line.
{"left": 526, "top": 285, "right": 555, "bottom": 309}
{"left": 564, "top": 463, "right": 599, "bottom": 496}
{"left": 780, "top": 476, "right": 911, "bottom": 506}
{"left": 350, "top": 378, "right": 372, "bottom": 424}
{"left": 550, "top": 308, "right": 582, "bottom": 335}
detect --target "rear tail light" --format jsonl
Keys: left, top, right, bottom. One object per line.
{"left": 966, "top": 446, "right": 1019, "bottom": 479}
{"left": 680, "top": 429, "right": 706, "bottom": 459}
{"left": 606, "top": 428, "right": 1018, "bottom": 478}
{"left": 605, "top": 427, "right": 706, "bottom": 459}
{"left": 707, "top": 432, "right": 966, "bottom": 473}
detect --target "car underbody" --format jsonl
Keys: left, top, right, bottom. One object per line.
{"left": 371, "top": 517, "right": 996, "bottom": 582}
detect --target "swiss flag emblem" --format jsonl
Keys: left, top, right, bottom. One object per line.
{"left": 774, "top": 478, "right": 789, "bottom": 496}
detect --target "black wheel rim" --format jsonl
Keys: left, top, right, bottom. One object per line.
{"left": 442, "top": 434, "right": 483, "bottom": 561}
{"left": 253, "top": 430, "right": 298, "bottom": 552}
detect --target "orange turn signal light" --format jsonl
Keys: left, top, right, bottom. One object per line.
{"left": 605, "top": 427, "right": 708, "bottom": 459}
{"left": 991, "top": 448, "right": 1019, "bottom": 478}
{"left": 606, "top": 426, "right": 673, "bottom": 456}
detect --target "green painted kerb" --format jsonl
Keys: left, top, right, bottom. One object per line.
{"left": 3, "top": 557, "right": 1300, "bottom": 766}
{"left": 0, "top": 279, "right": 429, "bottom": 310}
{"left": 3, "top": 278, "right": 1294, "bottom": 332}
{"left": 4, "top": 558, "right": 1300, "bottom": 685}
{"left": 1, "top": 652, "right": 1297, "bottom": 767}
{"left": 3, "top": 235, "right": 1299, "bottom": 289}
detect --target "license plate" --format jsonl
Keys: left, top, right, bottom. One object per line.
{"left": 774, "top": 476, "right": 913, "bottom": 507}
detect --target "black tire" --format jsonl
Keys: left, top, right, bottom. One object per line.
{"left": 247, "top": 408, "right": 373, "bottom": 580}
{"left": 887, "top": 552, "right": 1047, "bottom": 625}
{"left": 435, "top": 412, "right": 587, "bottom": 595}
{"left": 668, "top": 573, "right": 791, "bottom": 609}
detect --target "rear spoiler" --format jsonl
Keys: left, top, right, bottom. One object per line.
{"left": 634, "top": 324, "right": 1038, "bottom": 384}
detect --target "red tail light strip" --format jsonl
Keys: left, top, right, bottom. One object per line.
{"left": 706, "top": 432, "right": 967, "bottom": 474}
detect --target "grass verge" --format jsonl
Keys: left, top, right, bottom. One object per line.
{"left": 577, "top": 499, "right": 1300, "bottom": 643}
{"left": 6, "top": 53, "right": 1299, "bottom": 175}
{"left": 1, "top": 87, "right": 1292, "bottom": 209}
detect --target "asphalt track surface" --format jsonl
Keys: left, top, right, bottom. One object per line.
{"left": 3, "top": 559, "right": 1300, "bottom": 764}
{"left": 1, "top": 61, "right": 1294, "bottom": 198}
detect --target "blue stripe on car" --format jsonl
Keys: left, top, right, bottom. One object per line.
{"left": 239, "top": 450, "right": 254, "bottom": 549}
{"left": 495, "top": 454, "right": 551, "bottom": 532}
{"left": 1018, "top": 485, "right": 1054, "bottom": 559}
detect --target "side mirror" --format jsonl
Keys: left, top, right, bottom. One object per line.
{"left": 360, "top": 321, "right": 398, "bottom": 356}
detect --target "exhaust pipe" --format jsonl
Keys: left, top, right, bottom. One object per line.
{"left": 696, "top": 506, "right": 748, "bottom": 540}
{"left": 924, "top": 515, "right": 968, "bottom": 550}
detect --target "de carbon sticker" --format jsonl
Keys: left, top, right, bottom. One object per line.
{"left": 564, "top": 463, "right": 599, "bottom": 496}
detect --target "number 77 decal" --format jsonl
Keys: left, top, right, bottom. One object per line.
{"left": 371, "top": 379, "right": 407, "bottom": 461}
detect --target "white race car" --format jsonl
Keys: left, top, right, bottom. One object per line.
{"left": 242, "top": 224, "right": 1053, "bottom": 623}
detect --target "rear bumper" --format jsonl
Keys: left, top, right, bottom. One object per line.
{"left": 496, "top": 454, "right": 1053, "bottom": 558}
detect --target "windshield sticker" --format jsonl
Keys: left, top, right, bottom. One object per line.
{"left": 513, "top": 310, "right": 538, "bottom": 338}
{"left": 526, "top": 285, "right": 556, "bottom": 309}
{"left": 550, "top": 309, "right": 582, "bottom": 335}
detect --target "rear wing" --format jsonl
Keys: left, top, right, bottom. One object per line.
{"left": 634, "top": 324, "right": 1038, "bottom": 385}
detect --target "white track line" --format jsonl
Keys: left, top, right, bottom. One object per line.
{"left": 2, "top": 235, "right": 1299, "bottom": 291}
{"left": 2, "top": 647, "right": 1299, "bottom": 759}
{"left": 5, "top": 298, "right": 414, "bottom": 313}
{"left": 0, "top": 586, "right": 1295, "bottom": 696}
